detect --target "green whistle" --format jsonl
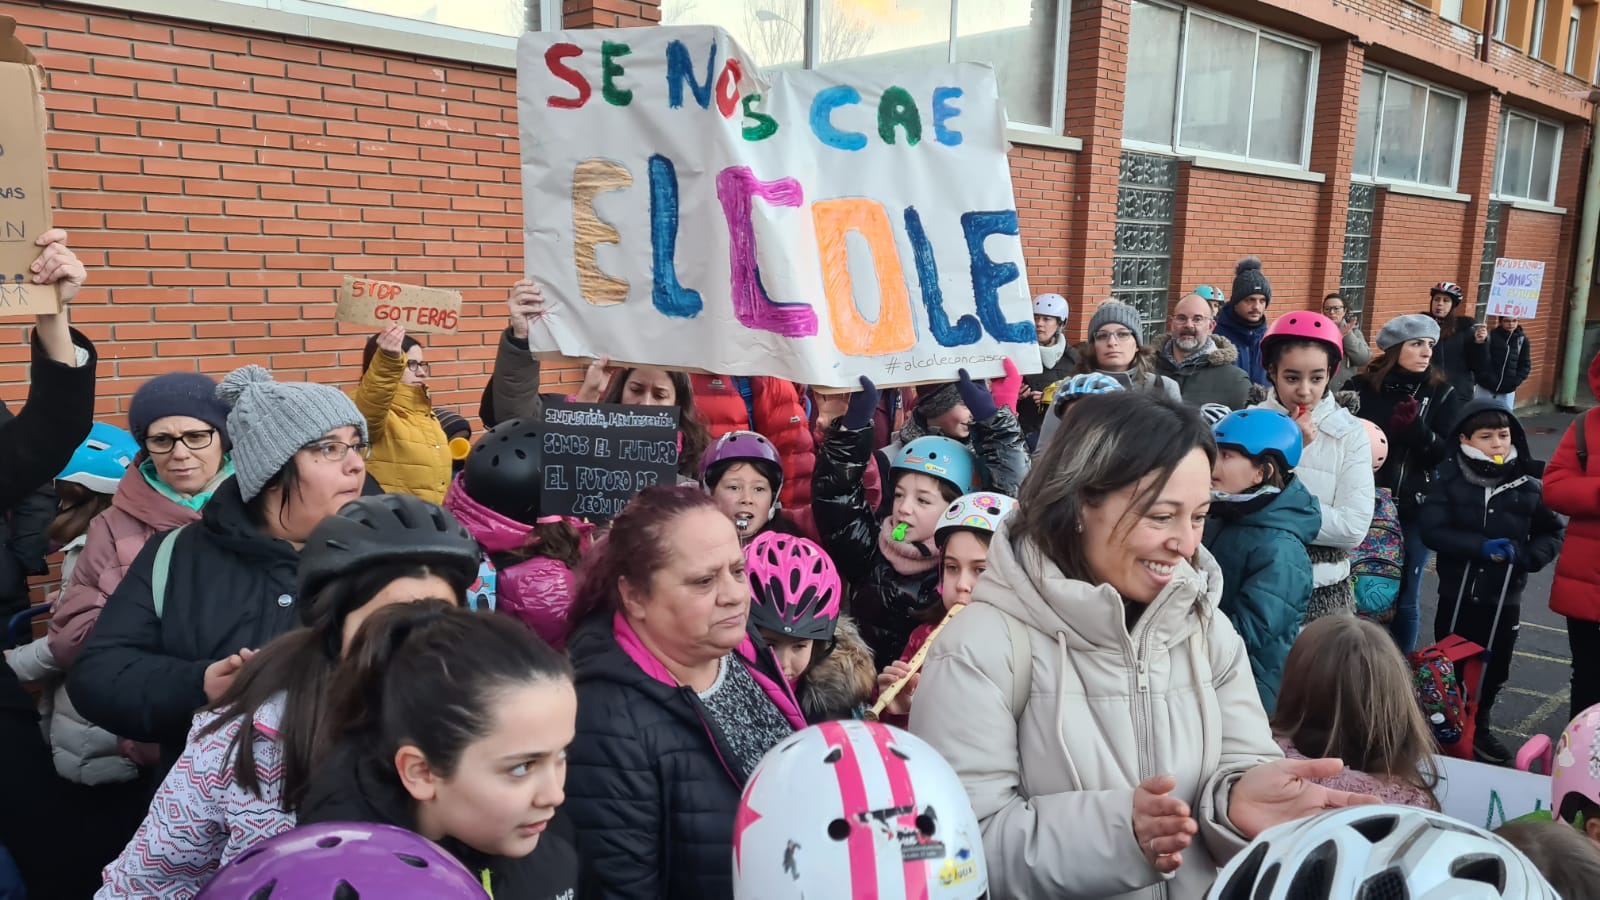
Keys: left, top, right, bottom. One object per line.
{"left": 891, "top": 522, "right": 909, "bottom": 542}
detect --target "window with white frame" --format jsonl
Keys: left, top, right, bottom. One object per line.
{"left": 1352, "top": 67, "right": 1465, "bottom": 190}
{"left": 1495, "top": 109, "right": 1563, "bottom": 204}
{"left": 1439, "top": 0, "right": 1463, "bottom": 24}
{"left": 659, "top": 0, "right": 1068, "bottom": 132}
{"left": 1531, "top": 0, "right": 1549, "bottom": 57}
{"left": 1494, "top": 0, "right": 1510, "bottom": 41}
{"left": 1125, "top": 0, "right": 1318, "bottom": 168}
{"left": 1568, "top": 7, "right": 1582, "bottom": 73}
{"left": 200, "top": 0, "right": 537, "bottom": 41}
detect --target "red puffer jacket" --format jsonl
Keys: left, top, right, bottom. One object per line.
{"left": 691, "top": 374, "right": 818, "bottom": 538}
{"left": 1543, "top": 353, "right": 1600, "bottom": 623}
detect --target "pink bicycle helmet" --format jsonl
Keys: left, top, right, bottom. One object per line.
{"left": 1553, "top": 703, "right": 1600, "bottom": 828}
{"left": 1359, "top": 417, "right": 1389, "bottom": 471}
{"left": 1260, "top": 311, "right": 1344, "bottom": 369}
{"left": 196, "top": 822, "right": 487, "bottom": 899}
{"left": 744, "top": 531, "right": 842, "bottom": 643}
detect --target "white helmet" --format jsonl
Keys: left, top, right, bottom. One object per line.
{"left": 1032, "top": 292, "right": 1069, "bottom": 321}
{"left": 1208, "top": 805, "right": 1558, "bottom": 900}
{"left": 935, "top": 491, "right": 1016, "bottom": 548}
{"left": 732, "top": 721, "right": 987, "bottom": 900}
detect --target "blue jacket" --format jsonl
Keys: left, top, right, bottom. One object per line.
{"left": 1212, "top": 304, "right": 1269, "bottom": 386}
{"left": 1203, "top": 476, "right": 1322, "bottom": 713}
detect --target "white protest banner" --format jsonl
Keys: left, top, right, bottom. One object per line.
{"left": 1487, "top": 258, "right": 1544, "bottom": 320}
{"left": 1434, "top": 755, "right": 1551, "bottom": 830}
{"left": 516, "top": 26, "right": 1041, "bottom": 389}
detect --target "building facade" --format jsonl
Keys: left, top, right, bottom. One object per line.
{"left": 3, "top": 0, "right": 1597, "bottom": 421}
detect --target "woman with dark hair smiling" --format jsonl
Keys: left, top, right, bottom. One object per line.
{"left": 910, "top": 391, "right": 1375, "bottom": 899}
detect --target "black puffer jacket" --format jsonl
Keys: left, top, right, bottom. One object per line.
{"left": 1475, "top": 325, "right": 1532, "bottom": 395}
{"left": 66, "top": 476, "right": 303, "bottom": 766}
{"left": 301, "top": 737, "right": 580, "bottom": 899}
{"left": 1418, "top": 400, "right": 1565, "bottom": 606}
{"left": 563, "top": 615, "right": 800, "bottom": 900}
{"left": 1346, "top": 369, "right": 1463, "bottom": 520}
{"left": 1019, "top": 338, "right": 1079, "bottom": 441}
{"left": 0, "top": 328, "right": 95, "bottom": 512}
{"left": 812, "top": 421, "right": 942, "bottom": 669}
{"left": 1432, "top": 315, "right": 1490, "bottom": 402}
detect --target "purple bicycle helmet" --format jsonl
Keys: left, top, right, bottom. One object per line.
{"left": 744, "top": 531, "right": 842, "bottom": 643}
{"left": 196, "top": 822, "right": 488, "bottom": 899}
{"left": 701, "top": 430, "right": 785, "bottom": 513}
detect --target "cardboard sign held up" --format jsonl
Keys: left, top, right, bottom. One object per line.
{"left": 0, "top": 15, "right": 58, "bottom": 318}
{"left": 1487, "top": 258, "right": 1545, "bottom": 320}
{"left": 335, "top": 277, "right": 462, "bottom": 335}
{"left": 539, "top": 400, "right": 680, "bottom": 523}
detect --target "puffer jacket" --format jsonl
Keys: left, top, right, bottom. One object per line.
{"left": 1202, "top": 477, "right": 1321, "bottom": 713}
{"left": 691, "top": 374, "right": 818, "bottom": 540}
{"left": 7, "top": 463, "right": 206, "bottom": 785}
{"left": 1154, "top": 334, "right": 1251, "bottom": 410}
{"left": 1475, "top": 325, "right": 1532, "bottom": 395}
{"left": 352, "top": 350, "right": 451, "bottom": 503}
{"left": 1020, "top": 336, "right": 1079, "bottom": 440}
{"left": 909, "top": 527, "right": 1281, "bottom": 899}
{"left": 1544, "top": 354, "right": 1600, "bottom": 622}
{"left": 1346, "top": 369, "right": 1463, "bottom": 521}
{"left": 1212, "top": 304, "right": 1269, "bottom": 386}
{"left": 0, "top": 326, "right": 95, "bottom": 511}
{"left": 479, "top": 326, "right": 546, "bottom": 428}
{"left": 442, "top": 473, "right": 581, "bottom": 648}
{"left": 812, "top": 421, "right": 941, "bottom": 670}
{"left": 564, "top": 613, "right": 804, "bottom": 899}
{"left": 1418, "top": 400, "right": 1564, "bottom": 608}
{"left": 1432, "top": 316, "right": 1490, "bottom": 403}
{"left": 794, "top": 614, "right": 876, "bottom": 723}
{"left": 1254, "top": 390, "right": 1375, "bottom": 571}
{"left": 67, "top": 476, "right": 303, "bottom": 768}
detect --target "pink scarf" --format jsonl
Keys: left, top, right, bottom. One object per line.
{"left": 877, "top": 518, "right": 939, "bottom": 576}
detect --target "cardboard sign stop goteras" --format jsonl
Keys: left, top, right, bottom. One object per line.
{"left": 335, "top": 277, "right": 462, "bottom": 335}
{"left": 0, "top": 15, "right": 58, "bottom": 318}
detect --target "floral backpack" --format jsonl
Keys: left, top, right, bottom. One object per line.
{"left": 1351, "top": 487, "right": 1402, "bottom": 622}
{"left": 1410, "top": 634, "right": 1486, "bottom": 759}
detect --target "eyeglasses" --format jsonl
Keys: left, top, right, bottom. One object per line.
{"left": 1170, "top": 315, "right": 1210, "bottom": 327}
{"left": 302, "top": 439, "right": 371, "bottom": 462}
{"left": 406, "top": 360, "right": 431, "bottom": 376}
{"left": 145, "top": 429, "right": 217, "bottom": 455}
{"left": 1093, "top": 329, "right": 1137, "bottom": 344}
{"left": 1323, "top": 303, "right": 1345, "bottom": 314}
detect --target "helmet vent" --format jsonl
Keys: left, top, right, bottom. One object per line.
{"left": 1284, "top": 839, "right": 1337, "bottom": 900}
{"left": 915, "top": 812, "right": 937, "bottom": 837}
{"left": 823, "top": 746, "right": 843, "bottom": 764}
{"left": 315, "top": 836, "right": 342, "bottom": 849}
{"left": 332, "top": 882, "right": 360, "bottom": 900}
{"left": 1212, "top": 842, "right": 1268, "bottom": 900}
{"left": 1449, "top": 854, "right": 1508, "bottom": 888}
{"left": 1350, "top": 814, "right": 1399, "bottom": 843}
{"left": 395, "top": 853, "right": 430, "bottom": 869}
{"left": 1355, "top": 869, "right": 1407, "bottom": 900}
{"left": 246, "top": 882, "right": 278, "bottom": 900}
{"left": 827, "top": 818, "right": 851, "bottom": 841}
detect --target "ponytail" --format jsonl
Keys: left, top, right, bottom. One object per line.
{"left": 325, "top": 602, "right": 572, "bottom": 778}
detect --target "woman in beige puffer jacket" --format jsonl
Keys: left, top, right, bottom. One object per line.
{"left": 910, "top": 392, "right": 1375, "bottom": 899}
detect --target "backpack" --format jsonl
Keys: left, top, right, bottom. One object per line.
{"left": 1409, "top": 634, "right": 1486, "bottom": 759}
{"left": 1350, "top": 488, "right": 1402, "bottom": 622}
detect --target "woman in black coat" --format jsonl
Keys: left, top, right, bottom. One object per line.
{"left": 564, "top": 487, "right": 804, "bottom": 900}
{"left": 1426, "top": 282, "right": 1489, "bottom": 403}
{"left": 1345, "top": 315, "right": 1464, "bottom": 657}
{"left": 68, "top": 365, "right": 372, "bottom": 768}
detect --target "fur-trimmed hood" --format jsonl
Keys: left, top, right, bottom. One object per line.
{"left": 796, "top": 615, "right": 877, "bottom": 723}
{"left": 1158, "top": 333, "right": 1239, "bottom": 369}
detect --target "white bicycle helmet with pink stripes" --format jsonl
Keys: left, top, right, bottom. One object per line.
{"left": 732, "top": 721, "right": 987, "bottom": 899}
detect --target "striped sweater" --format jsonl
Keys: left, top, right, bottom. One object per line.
{"left": 97, "top": 694, "right": 294, "bottom": 899}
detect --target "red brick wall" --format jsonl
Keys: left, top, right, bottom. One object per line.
{"left": 1010, "top": 144, "right": 1075, "bottom": 307}
{"left": 1500, "top": 207, "right": 1568, "bottom": 398}
{"left": 1170, "top": 168, "right": 1322, "bottom": 308}
{"left": 1367, "top": 192, "right": 1474, "bottom": 328}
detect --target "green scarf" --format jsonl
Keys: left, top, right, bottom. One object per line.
{"left": 141, "top": 456, "right": 235, "bottom": 511}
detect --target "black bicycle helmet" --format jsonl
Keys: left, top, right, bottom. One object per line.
{"left": 296, "top": 493, "right": 481, "bottom": 603}
{"left": 463, "top": 417, "right": 544, "bottom": 524}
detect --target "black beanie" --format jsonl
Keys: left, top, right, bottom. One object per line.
{"left": 1230, "top": 256, "right": 1272, "bottom": 305}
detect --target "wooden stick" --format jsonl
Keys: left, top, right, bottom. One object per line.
{"left": 866, "top": 603, "right": 967, "bottom": 721}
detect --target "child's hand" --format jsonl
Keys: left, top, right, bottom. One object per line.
{"left": 877, "top": 661, "right": 918, "bottom": 717}
{"left": 1289, "top": 403, "right": 1316, "bottom": 447}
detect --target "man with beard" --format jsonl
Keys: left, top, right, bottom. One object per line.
{"left": 1213, "top": 256, "right": 1273, "bottom": 386}
{"left": 1154, "top": 291, "right": 1250, "bottom": 409}
{"left": 1426, "top": 280, "right": 1489, "bottom": 402}
{"left": 1018, "top": 292, "right": 1079, "bottom": 446}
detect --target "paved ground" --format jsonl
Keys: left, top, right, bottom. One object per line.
{"left": 1416, "top": 407, "right": 1584, "bottom": 753}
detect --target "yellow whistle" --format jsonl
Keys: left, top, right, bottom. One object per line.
{"left": 1493, "top": 454, "right": 1504, "bottom": 464}
{"left": 449, "top": 436, "right": 472, "bottom": 461}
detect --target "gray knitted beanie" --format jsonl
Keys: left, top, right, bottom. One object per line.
{"left": 216, "top": 365, "right": 367, "bottom": 501}
{"left": 1088, "top": 301, "right": 1145, "bottom": 344}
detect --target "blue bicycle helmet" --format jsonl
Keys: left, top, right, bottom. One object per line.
{"left": 1212, "top": 409, "right": 1303, "bottom": 472}
{"left": 57, "top": 423, "right": 139, "bottom": 494}
{"left": 1047, "top": 372, "right": 1125, "bottom": 419}
{"left": 891, "top": 436, "right": 979, "bottom": 495}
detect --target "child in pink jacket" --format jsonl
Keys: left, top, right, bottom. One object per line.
{"left": 443, "top": 418, "right": 592, "bottom": 647}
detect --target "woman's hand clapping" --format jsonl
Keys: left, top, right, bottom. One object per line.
{"left": 1132, "top": 774, "right": 1196, "bottom": 874}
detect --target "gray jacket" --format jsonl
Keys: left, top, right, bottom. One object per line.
{"left": 1333, "top": 327, "right": 1373, "bottom": 385}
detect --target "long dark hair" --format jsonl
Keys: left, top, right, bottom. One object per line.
{"left": 603, "top": 368, "right": 710, "bottom": 477}
{"left": 49, "top": 481, "right": 114, "bottom": 548}
{"left": 198, "top": 558, "right": 474, "bottom": 812}
{"left": 1011, "top": 392, "right": 1215, "bottom": 582}
{"left": 324, "top": 600, "right": 572, "bottom": 782}
{"left": 496, "top": 519, "right": 584, "bottom": 570}
{"left": 567, "top": 485, "right": 721, "bottom": 626}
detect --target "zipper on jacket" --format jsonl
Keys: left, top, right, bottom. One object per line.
{"left": 1129, "top": 609, "right": 1169, "bottom": 900}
